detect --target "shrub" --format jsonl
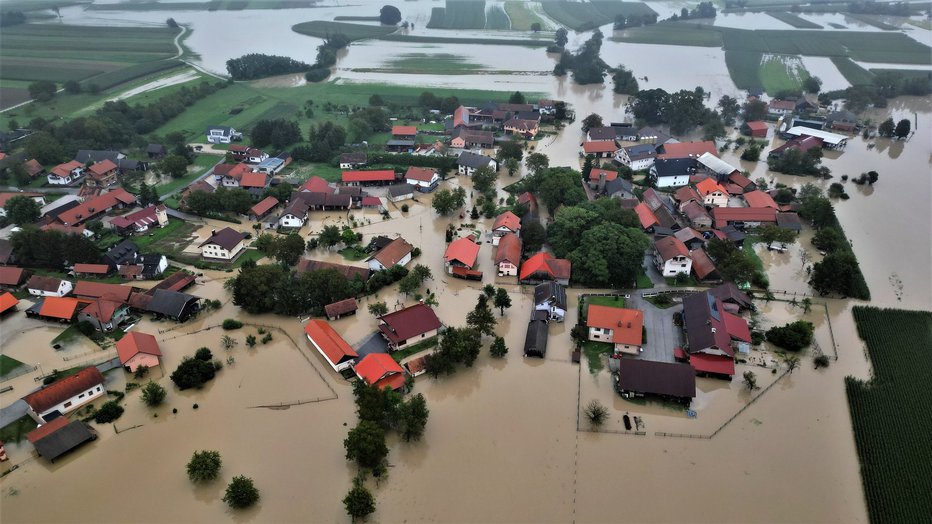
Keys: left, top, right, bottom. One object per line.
{"left": 223, "top": 475, "right": 260, "bottom": 509}
{"left": 261, "top": 333, "right": 273, "bottom": 344}
{"left": 186, "top": 450, "right": 222, "bottom": 482}
{"left": 584, "top": 400, "right": 608, "bottom": 427}
{"left": 170, "top": 357, "right": 217, "bottom": 390}
{"left": 222, "top": 319, "right": 243, "bottom": 330}
{"left": 212, "top": 360, "right": 223, "bottom": 371}
{"left": 246, "top": 334, "right": 257, "bottom": 347}
{"left": 401, "top": 204, "right": 409, "bottom": 212}
{"left": 194, "top": 347, "right": 213, "bottom": 361}
{"left": 94, "top": 401, "right": 124, "bottom": 423}
{"left": 766, "top": 321, "right": 814, "bottom": 351}
{"left": 814, "top": 354, "right": 830, "bottom": 368}
{"left": 141, "top": 382, "right": 166, "bottom": 407}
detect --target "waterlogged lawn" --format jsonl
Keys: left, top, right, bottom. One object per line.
{"left": 760, "top": 54, "right": 810, "bottom": 96}
{"left": 0, "top": 354, "right": 27, "bottom": 377}
{"left": 582, "top": 340, "right": 613, "bottom": 374}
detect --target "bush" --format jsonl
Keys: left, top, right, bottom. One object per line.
{"left": 766, "top": 321, "right": 814, "bottom": 351}
{"left": 194, "top": 347, "right": 213, "bottom": 361}
{"left": 401, "top": 204, "right": 409, "bottom": 212}
{"left": 223, "top": 475, "right": 260, "bottom": 509}
{"left": 814, "top": 354, "right": 830, "bottom": 368}
{"left": 141, "top": 382, "right": 166, "bottom": 407}
{"left": 187, "top": 450, "right": 222, "bottom": 482}
{"left": 305, "top": 67, "right": 331, "bottom": 83}
{"left": 222, "top": 319, "right": 243, "bottom": 330}
{"left": 94, "top": 401, "right": 124, "bottom": 423}
{"left": 584, "top": 400, "right": 608, "bottom": 427}
{"left": 170, "top": 357, "right": 217, "bottom": 390}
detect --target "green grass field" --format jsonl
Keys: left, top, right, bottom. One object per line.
{"left": 759, "top": 54, "right": 810, "bottom": 95}
{"left": 541, "top": 0, "right": 656, "bottom": 31}
{"left": 0, "top": 354, "right": 27, "bottom": 377}
{"left": 845, "top": 13, "right": 899, "bottom": 30}
{"left": 154, "top": 154, "right": 220, "bottom": 195}
{"left": 766, "top": 11, "right": 822, "bottom": 28}
{"left": 86, "top": 0, "right": 320, "bottom": 10}
{"left": 847, "top": 307, "right": 932, "bottom": 524}
{"left": 291, "top": 20, "right": 397, "bottom": 41}
{"left": 356, "top": 53, "right": 490, "bottom": 75}
{"left": 485, "top": 5, "right": 511, "bottom": 30}
{"left": 612, "top": 23, "right": 723, "bottom": 46}
{"left": 725, "top": 51, "right": 764, "bottom": 89}
{"left": 427, "top": 0, "right": 487, "bottom": 29}
{"left": 504, "top": 1, "right": 547, "bottom": 31}
{"left": 831, "top": 57, "right": 875, "bottom": 85}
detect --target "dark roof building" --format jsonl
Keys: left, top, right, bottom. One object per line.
{"left": 615, "top": 358, "right": 696, "bottom": 404}
{"left": 199, "top": 227, "right": 247, "bottom": 252}
{"left": 378, "top": 303, "right": 442, "bottom": 349}
{"left": 523, "top": 319, "right": 549, "bottom": 357}
{"left": 145, "top": 289, "right": 199, "bottom": 321}
{"left": 103, "top": 240, "right": 141, "bottom": 268}
{"left": 324, "top": 297, "right": 358, "bottom": 320}
{"left": 27, "top": 418, "right": 96, "bottom": 462}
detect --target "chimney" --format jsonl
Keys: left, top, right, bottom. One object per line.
{"left": 598, "top": 172, "right": 606, "bottom": 192}
{"left": 211, "top": 229, "right": 217, "bottom": 236}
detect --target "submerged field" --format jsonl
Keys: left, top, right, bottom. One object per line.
{"left": 759, "top": 54, "right": 810, "bottom": 95}
{"left": 847, "top": 307, "right": 932, "bottom": 524}
{"left": 541, "top": 0, "right": 657, "bottom": 31}
{"left": 291, "top": 20, "right": 397, "bottom": 41}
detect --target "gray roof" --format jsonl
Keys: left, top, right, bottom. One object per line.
{"left": 386, "top": 140, "right": 415, "bottom": 146}
{"left": 146, "top": 144, "right": 166, "bottom": 154}
{"left": 616, "top": 359, "right": 695, "bottom": 399}
{"left": 340, "top": 152, "right": 367, "bottom": 164}
{"left": 588, "top": 126, "right": 618, "bottom": 140}
{"left": 388, "top": 183, "right": 415, "bottom": 197}
{"left": 624, "top": 143, "right": 658, "bottom": 159}
{"left": 32, "top": 421, "right": 96, "bottom": 461}
{"left": 604, "top": 177, "right": 633, "bottom": 197}
{"left": 776, "top": 212, "right": 802, "bottom": 232}
{"left": 534, "top": 281, "right": 566, "bottom": 311}
{"left": 523, "top": 319, "right": 549, "bottom": 357}
{"left": 0, "top": 238, "right": 13, "bottom": 264}
{"left": 652, "top": 158, "right": 696, "bottom": 178}
{"left": 104, "top": 240, "right": 140, "bottom": 266}
{"left": 206, "top": 126, "right": 234, "bottom": 136}
{"left": 708, "top": 282, "right": 753, "bottom": 310}
{"left": 457, "top": 151, "right": 495, "bottom": 169}
{"left": 147, "top": 289, "right": 198, "bottom": 318}
{"left": 74, "top": 150, "right": 123, "bottom": 164}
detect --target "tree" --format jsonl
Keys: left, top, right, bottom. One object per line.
{"left": 493, "top": 287, "right": 512, "bottom": 316}
{"left": 343, "top": 479, "right": 376, "bottom": 523}
{"left": 368, "top": 94, "right": 384, "bottom": 106}
{"left": 497, "top": 140, "right": 524, "bottom": 162}
{"left": 584, "top": 400, "right": 608, "bottom": 427}
{"left": 482, "top": 284, "right": 495, "bottom": 298}
{"left": 24, "top": 131, "right": 65, "bottom": 165}
{"left": 877, "top": 117, "right": 895, "bottom": 137}
{"left": 226, "top": 53, "right": 311, "bottom": 80}
{"left": 867, "top": 170, "right": 879, "bottom": 184}
{"left": 319, "top": 225, "right": 342, "bottom": 249}
{"left": 718, "top": 95, "right": 740, "bottom": 125}
{"left": 785, "top": 355, "right": 800, "bottom": 374}
{"left": 398, "top": 272, "right": 421, "bottom": 296}
{"left": 28, "top": 81, "right": 57, "bottom": 103}
{"left": 170, "top": 357, "right": 216, "bottom": 390}
{"left": 525, "top": 152, "right": 549, "bottom": 176}
{"left": 138, "top": 182, "right": 159, "bottom": 207}
{"left": 166, "top": 17, "right": 179, "bottom": 28}
{"left": 567, "top": 222, "right": 650, "bottom": 288}
{"left": 275, "top": 233, "right": 305, "bottom": 266}
{"left": 187, "top": 450, "right": 222, "bottom": 482}
{"left": 141, "top": 382, "right": 166, "bottom": 407}
{"left": 581, "top": 113, "right": 603, "bottom": 132}
{"left": 810, "top": 251, "right": 868, "bottom": 299}
{"left": 223, "top": 476, "right": 260, "bottom": 509}
{"left": 554, "top": 27, "right": 568, "bottom": 48}
{"left": 246, "top": 334, "right": 257, "bottom": 347}
{"left": 531, "top": 22, "right": 541, "bottom": 32}
{"left": 466, "top": 294, "right": 497, "bottom": 336}
{"left": 4, "top": 196, "right": 41, "bottom": 225}
{"left": 814, "top": 355, "right": 830, "bottom": 369}
{"left": 344, "top": 420, "right": 389, "bottom": 470}
{"left": 758, "top": 225, "right": 796, "bottom": 245}
{"left": 490, "top": 336, "right": 508, "bottom": 358}
{"left": 766, "top": 321, "right": 814, "bottom": 351}
{"left": 505, "top": 158, "right": 519, "bottom": 177}
{"left": 706, "top": 238, "right": 758, "bottom": 286}
{"left": 63, "top": 80, "right": 82, "bottom": 94}
{"left": 744, "top": 99, "right": 768, "bottom": 122}
{"left": 431, "top": 188, "right": 465, "bottom": 216}
{"left": 160, "top": 155, "right": 189, "bottom": 178}
{"left": 740, "top": 142, "right": 761, "bottom": 162}
{"left": 94, "top": 401, "right": 124, "bottom": 423}
{"left": 742, "top": 371, "right": 758, "bottom": 391}
{"left": 509, "top": 91, "right": 526, "bottom": 104}
{"left": 368, "top": 301, "right": 388, "bottom": 317}
{"left": 529, "top": 167, "right": 586, "bottom": 212}
{"left": 521, "top": 222, "right": 546, "bottom": 254}
{"left": 893, "top": 118, "right": 911, "bottom": 139}
{"left": 612, "top": 66, "right": 639, "bottom": 95}
{"left": 803, "top": 75, "right": 822, "bottom": 94}
{"left": 472, "top": 165, "right": 498, "bottom": 193}
{"left": 380, "top": 4, "right": 401, "bottom": 25}
{"left": 397, "top": 393, "right": 429, "bottom": 442}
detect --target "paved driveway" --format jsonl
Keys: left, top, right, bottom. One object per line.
{"left": 628, "top": 293, "right": 682, "bottom": 363}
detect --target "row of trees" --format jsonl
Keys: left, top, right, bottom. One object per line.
{"left": 306, "top": 33, "right": 352, "bottom": 82}
{"left": 186, "top": 451, "right": 260, "bottom": 509}
{"left": 251, "top": 118, "right": 303, "bottom": 150}
{"left": 819, "top": 71, "right": 931, "bottom": 112}
{"left": 767, "top": 147, "right": 830, "bottom": 178}
{"left": 553, "top": 30, "right": 608, "bottom": 85}
{"left": 184, "top": 187, "right": 255, "bottom": 215}
{"left": 877, "top": 117, "right": 911, "bottom": 139}
{"left": 628, "top": 86, "right": 722, "bottom": 135}
{"left": 293, "top": 121, "right": 347, "bottom": 162}
{"left": 9, "top": 227, "right": 101, "bottom": 269}
{"left": 226, "top": 53, "right": 312, "bottom": 80}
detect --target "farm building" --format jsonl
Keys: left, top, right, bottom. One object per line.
{"left": 377, "top": 303, "right": 442, "bottom": 351}
{"left": 342, "top": 170, "right": 396, "bottom": 186}
{"left": 27, "top": 417, "right": 97, "bottom": 463}
{"left": 22, "top": 367, "right": 105, "bottom": 423}
{"left": 304, "top": 319, "right": 358, "bottom": 372}
{"left": 324, "top": 298, "right": 358, "bottom": 321}
{"left": 534, "top": 281, "right": 566, "bottom": 322}
{"left": 523, "top": 319, "right": 549, "bottom": 358}
{"left": 615, "top": 359, "right": 696, "bottom": 405}
{"left": 520, "top": 252, "right": 571, "bottom": 286}
{"left": 355, "top": 354, "right": 406, "bottom": 391}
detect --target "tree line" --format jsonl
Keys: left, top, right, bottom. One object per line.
{"left": 305, "top": 33, "right": 351, "bottom": 82}
{"left": 820, "top": 71, "right": 931, "bottom": 113}
{"left": 226, "top": 54, "right": 312, "bottom": 81}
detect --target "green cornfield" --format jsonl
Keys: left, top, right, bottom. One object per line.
{"left": 427, "top": 0, "right": 487, "bottom": 29}
{"left": 847, "top": 307, "right": 932, "bottom": 524}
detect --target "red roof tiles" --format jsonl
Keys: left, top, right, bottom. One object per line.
{"left": 57, "top": 188, "right": 137, "bottom": 226}
{"left": 355, "top": 353, "right": 405, "bottom": 391}
{"left": 404, "top": 166, "right": 437, "bottom": 183}
{"left": 519, "top": 252, "right": 571, "bottom": 282}
{"left": 582, "top": 141, "right": 619, "bottom": 154}
{"left": 38, "top": 297, "right": 81, "bottom": 320}
{"left": 587, "top": 305, "right": 643, "bottom": 346}
{"left": 0, "top": 266, "right": 27, "bottom": 286}
{"left": 304, "top": 319, "right": 358, "bottom": 367}
{"left": 22, "top": 367, "right": 104, "bottom": 413}
{"left": 392, "top": 125, "right": 417, "bottom": 136}
{"left": 73, "top": 281, "right": 133, "bottom": 303}
{"left": 444, "top": 237, "right": 480, "bottom": 268}
{"left": 743, "top": 190, "right": 778, "bottom": 209}
{"left": 115, "top": 331, "right": 162, "bottom": 365}
{"left": 342, "top": 170, "right": 395, "bottom": 183}
{"left": 492, "top": 211, "right": 521, "bottom": 232}
{"left": 249, "top": 196, "right": 279, "bottom": 217}
{"left": 0, "top": 291, "right": 19, "bottom": 314}
{"left": 658, "top": 141, "right": 717, "bottom": 160}
{"left": 494, "top": 232, "right": 522, "bottom": 266}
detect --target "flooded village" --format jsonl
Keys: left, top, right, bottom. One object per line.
{"left": 0, "top": 0, "right": 930, "bottom": 523}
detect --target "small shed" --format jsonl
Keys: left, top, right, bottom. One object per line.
{"left": 523, "top": 319, "right": 549, "bottom": 358}
{"left": 745, "top": 121, "right": 768, "bottom": 138}
{"left": 324, "top": 298, "right": 358, "bottom": 320}
{"left": 27, "top": 418, "right": 97, "bottom": 462}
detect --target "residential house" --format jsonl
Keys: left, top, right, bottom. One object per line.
{"left": 378, "top": 303, "right": 442, "bottom": 351}
{"left": 239, "top": 172, "right": 270, "bottom": 198}
{"left": 582, "top": 140, "right": 618, "bottom": 158}
{"left": 0, "top": 266, "right": 29, "bottom": 289}
{"left": 324, "top": 298, "right": 358, "bottom": 321}
{"left": 712, "top": 207, "right": 777, "bottom": 229}
{"left": 56, "top": 188, "right": 137, "bottom": 226}
{"left": 503, "top": 117, "right": 539, "bottom": 138}
{"left": 491, "top": 211, "right": 521, "bottom": 245}
{"left": 387, "top": 183, "right": 416, "bottom": 203}
{"left": 615, "top": 359, "right": 696, "bottom": 405}
{"left": 391, "top": 125, "right": 417, "bottom": 140}
{"left": 254, "top": 157, "right": 285, "bottom": 175}
{"left": 229, "top": 145, "right": 268, "bottom": 164}
{"left": 22, "top": 367, "right": 105, "bottom": 423}
{"left": 642, "top": 188, "right": 682, "bottom": 229}
{"left": 367, "top": 237, "right": 413, "bottom": 271}
{"left": 682, "top": 291, "right": 752, "bottom": 378}
{"left": 27, "top": 275, "right": 73, "bottom": 297}
{"left": 657, "top": 141, "right": 717, "bottom": 160}
{"left": 533, "top": 281, "right": 566, "bottom": 322}
{"left": 587, "top": 168, "right": 618, "bottom": 191}
{"left": 404, "top": 167, "right": 440, "bottom": 192}
{"left": 517, "top": 192, "right": 538, "bottom": 214}
{"left": 824, "top": 110, "right": 858, "bottom": 133}
{"left": 523, "top": 319, "right": 549, "bottom": 358}
{"left": 673, "top": 186, "right": 702, "bottom": 209}
{"left": 745, "top": 121, "right": 768, "bottom": 138}
{"left": 205, "top": 126, "right": 241, "bottom": 144}
{"left": 355, "top": 353, "right": 406, "bottom": 391}
{"left": 47, "top": 160, "right": 84, "bottom": 185}
{"left": 634, "top": 202, "right": 659, "bottom": 231}
{"left": 587, "top": 305, "right": 643, "bottom": 355}
{"left": 299, "top": 176, "right": 334, "bottom": 194}
{"left": 110, "top": 205, "right": 169, "bottom": 235}
{"left": 457, "top": 151, "right": 497, "bottom": 176}
{"left": 768, "top": 135, "right": 823, "bottom": 158}
{"left": 118, "top": 253, "right": 169, "bottom": 280}
{"left": 249, "top": 196, "right": 279, "bottom": 221}
{"left": 673, "top": 227, "right": 705, "bottom": 251}
{"left": 85, "top": 160, "right": 119, "bottom": 188}
{"left": 0, "top": 192, "right": 46, "bottom": 218}
{"left": 385, "top": 139, "right": 415, "bottom": 153}
{"left": 768, "top": 99, "right": 796, "bottom": 116}
{"left": 650, "top": 158, "right": 694, "bottom": 188}
{"left": 277, "top": 198, "right": 311, "bottom": 228}
{"left": 494, "top": 232, "right": 522, "bottom": 277}
{"left": 116, "top": 331, "right": 162, "bottom": 372}
{"left": 102, "top": 239, "right": 141, "bottom": 269}
{"left": 304, "top": 319, "right": 358, "bottom": 372}
{"left": 179, "top": 180, "right": 215, "bottom": 210}
{"left": 728, "top": 172, "right": 757, "bottom": 193}
{"left": 72, "top": 281, "right": 133, "bottom": 303}
{"left": 0, "top": 291, "right": 19, "bottom": 315}
{"left": 443, "top": 237, "right": 480, "bottom": 275}
{"left": 339, "top": 152, "right": 367, "bottom": 169}
{"left": 689, "top": 247, "right": 718, "bottom": 282}
{"left": 615, "top": 143, "right": 657, "bottom": 171}
{"left": 586, "top": 126, "right": 618, "bottom": 141}
{"left": 708, "top": 282, "right": 754, "bottom": 312}
{"left": 77, "top": 299, "right": 129, "bottom": 332}
{"left": 695, "top": 177, "right": 730, "bottom": 207}
{"left": 27, "top": 417, "right": 97, "bottom": 463}
{"left": 695, "top": 152, "right": 740, "bottom": 181}
{"left": 635, "top": 126, "right": 672, "bottom": 145}
{"left": 451, "top": 128, "right": 494, "bottom": 149}
{"left": 743, "top": 190, "right": 778, "bottom": 209}
{"left": 342, "top": 170, "right": 396, "bottom": 186}
{"left": 214, "top": 163, "right": 252, "bottom": 187}
{"left": 24, "top": 159, "right": 44, "bottom": 178}
{"left": 519, "top": 252, "right": 571, "bottom": 286}
{"left": 73, "top": 150, "right": 124, "bottom": 165}
{"left": 199, "top": 227, "right": 248, "bottom": 261}
{"left": 146, "top": 144, "right": 167, "bottom": 159}
{"left": 603, "top": 177, "right": 635, "bottom": 200}
{"left": 654, "top": 237, "right": 692, "bottom": 277}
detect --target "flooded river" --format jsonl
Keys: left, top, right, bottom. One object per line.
{"left": 2, "top": 2, "right": 930, "bottom": 522}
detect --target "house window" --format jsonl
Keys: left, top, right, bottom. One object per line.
{"left": 64, "top": 402, "right": 72, "bottom": 408}
{"left": 78, "top": 394, "right": 85, "bottom": 398}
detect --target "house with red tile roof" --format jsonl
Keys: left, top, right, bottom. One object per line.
{"left": 491, "top": 211, "right": 521, "bottom": 245}
{"left": 355, "top": 353, "right": 406, "bottom": 391}
{"left": 299, "top": 175, "right": 334, "bottom": 193}
{"left": 519, "top": 252, "right": 571, "bottom": 285}
{"left": 588, "top": 168, "right": 618, "bottom": 190}
{"left": 504, "top": 117, "right": 540, "bottom": 138}
{"left": 695, "top": 177, "right": 730, "bottom": 207}
{"left": 0, "top": 266, "right": 29, "bottom": 289}
{"left": 47, "top": 160, "right": 84, "bottom": 185}
{"left": 116, "top": 331, "right": 162, "bottom": 372}
{"left": 682, "top": 291, "right": 752, "bottom": 379}
{"left": 742, "top": 190, "right": 778, "bottom": 209}
{"left": 215, "top": 163, "right": 252, "bottom": 187}
{"left": 634, "top": 202, "right": 659, "bottom": 231}
{"left": 657, "top": 141, "right": 717, "bottom": 160}
{"left": 767, "top": 99, "right": 796, "bottom": 116}
{"left": 56, "top": 188, "right": 137, "bottom": 226}
{"left": 367, "top": 237, "right": 413, "bottom": 271}
{"left": 25, "top": 296, "right": 84, "bottom": 323}
{"left": 22, "top": 367, "right": 105, "bottom": 422}
{"left": 711, "top": 207, "right": 777, "bottom": 229}
{"left": 582, "top": 140, "right": 618, "bottom": 158}
{"left": 391, "top": 125, "right": 418, "bottom": 140}
{"left": 0, "top": 291, "right": 19, "bottom": 315}
{"left": 324, "top": 297, "right": 358, "bottom": 321}
{"left": 110, "top": 204, "right": 169, "bottom": 235}
{"left": 443, "top": 237, "right": 480, "bottom": 274}
{"left": 24, "top": 159, "right": 44, "bottom": 178}
{"left": 654, "top": 237, "right": 692, "bottom": 277}
{"left": 73, "top": 264, "right": 111, "bottom": 277}
{"left": 249, "top": 196, "right": 279, "bottom": 220}
{"left": 404, "top": 166, "right": 440, "bottom": 192}
{"left": 239, "top": 172, "right": 269, "bottom": 190}
{"left": 587, "top": 305, "right": 643, "bottom": 355}
{"left": 494, "top": 232, "right": 522, "bottom": 277}
{"left": 342, "top": 170, "right": 396, "bottom": 186}
{"left": 73, "top": 281, "right": 133, "bottom": 303}
{"left": 378, "top": 303, "right": 442, "bottom": 351}
{"left": 304, "top": 319, "right": 358, "bottom": 372}
{"left": 85, "top": 159, "right": 119, "bottom": 188}
{"left": 77, "top": 299, "right": 129, "bottom": 332}
{"left": 689, "top": 248, "right": 718, "bottom": 281}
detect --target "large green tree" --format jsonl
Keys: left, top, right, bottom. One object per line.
{"left": 186, "top": 450, "right": 222, "bottom": 482}
{"left": 396, "top": 393, "right": 429, "bottom": 442}
{"left": 223, "top": 476, "right": 260, "bottom": 509}
{"left": 567, "top": 222, "right": 650, "bottom": 287}
{"left": 343, "top": 480, "right": 376, "bottom": 523}
{"left": 466, "top": 294, "right": 497, "bottom": 336}
{"left": 471, "top": 165, "right": 498, "bottom": 193}
{"left": 344, "top": 421, "right": 389, "bottom": 470}
{"left": 4, "top": 195, "right": 41, "bottom": 225}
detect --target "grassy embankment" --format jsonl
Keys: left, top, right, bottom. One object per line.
{"left": 427, "top": 0, "right": 487, "bottom": 29}
{"left": 504, "top": 1, "right": 548, "bottom": 31}
{"left": 847, "top": 307, "right": 932, "bottom": 524}
{"left": 766, "top": 11, "right": 823, "bottom": 29}
{"left": 354, "top": 53, "right": 494, "bottom": 75}
{"left": 541, "top": 1, "right": 657, "bottom": 31}
{"left": 0, "top": 24, "right": 183, "bottom": 109}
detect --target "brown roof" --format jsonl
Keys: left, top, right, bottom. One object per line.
{"left": 690, "top": 248, "right": 717, "bottom": 279}
{"left": 24, "top": 159, "right": 44, "bottom": 177}
{"left": 72, "top": 281, "right": 133, "bottom": 303}
{"left": 404, "top": 166, "right": 437, "bottom": 183}
{"left": 673, "top": 186, "right": 701, "bottom": 204}
{"left": 654, "top": 237, "right": 689, "bottom": 262}
{"left": 115, "top": 331, "right": 162, "bottom": 364}
{"left": 728, "top": 172, "right": 754, "bottom": 189}
{"left": 38, "top": 297, "right": 82, "bottom": 320}
{"left": 249, "top": 196, "right": 279, "bottom": 216}
{"left": 57, "top": 188, "right": 137, "bottom": 226}
{"left": 493, "top": 211, "right": 521, "bottom": 232}
{"left": 371, "top": 237, "right": 413, "bottom": 268}
{"left": 743, "top": 190, "right": 778, "bottom": 209}
{"left": 199, "top": 227, "right": 247, "bottom": 251}
{"left": 0, "top": 266, "right": 27, "bottom": 286}
{"left": 616, "top": 359, "right": 695, "bottom": 399}
{"left": 296, "top": 259, "right": 370, "bottom": 281}
{"left": 769, "top": 99, "right": 796, "bottom": 111}
{"left": 239, "top": 172, "right": 268, "bottom": 188}
{"left": 73, "top": 264, "right": 110, "bottom": 275}
{"left": 324, "top": 297, "right": 358, "bottom": 318}
{"left": 149, "top": 271, "right": 196, "bottom": 293}
{"left": 22, "top": 367, "right": 104, "bottom": 414}
{"left": 87, "top": 159, "right": 117, "bottom": 176}
{"left": 658, "top": 141, "right": 717, "bottom": 160}
{"left": 80, "top": 299, "right": 123, "bottom": 323}
{"left": 378, "top": 303, "right": 442, "bottom": 345}
{"left": 27, "top": 275, "right": 67, "bottom": 293}
{"left": 495, "top": 233, "right": 522, "bottom": 266}
{"left": 712, "top": 207, "right": 777, "bottom": 228}
{"left": 681, "top": 201, "right": 710, "bottom": 222}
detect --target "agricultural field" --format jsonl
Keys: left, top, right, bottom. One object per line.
{"left": 766, "top": 11, "right": 822, "bottom": 28}
{"left": 291, "top": 20, "right": 397, "bottom": 41}
{"left": 86, "top": 0, "right": 319, "bottom": 11}
{"left": 612, "top": 23, "right": 723, "bottom": 46}
{"left": 845, "top": 13, "right": 899, "bottom": 30}
{"left": 830, "top": 57, "right": 875, "bottom": 85}
{"left": 355, "top": 53, "right": 490, "bottom": 75}
{"left": 427, "top": 0, "right": 487, "bottom": 29}
{"left": 847, "top": 307, "right": 932, "bottom": 524}
{"left": 504, "top": 1, "right": 548, "bottom": 31}
{"left": 0, "top": 24, "right": 181, "bottom": 108}
{"left": 724, "top": 51, "right": 764, "bottom": 89}
{"left": 541, "top": 0, "right": 657, "bottom": 31}
{"left": 485, "top": 5, "right": 511, "bottom": 30}
{"left": 378, "top": 34, "right": 549, "bottom": 46}
{"left": 759, "top": 54, "right": 810, "bottom": 95}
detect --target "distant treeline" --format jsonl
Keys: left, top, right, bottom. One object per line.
{"left": 226, "top": 54, "right": 312, "bottom": 80}
{"left": 820, "top": 70, "right": 932, "bottom": 112}
{"left": 0, "top": 10, "right": 26, "bottom": 26}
